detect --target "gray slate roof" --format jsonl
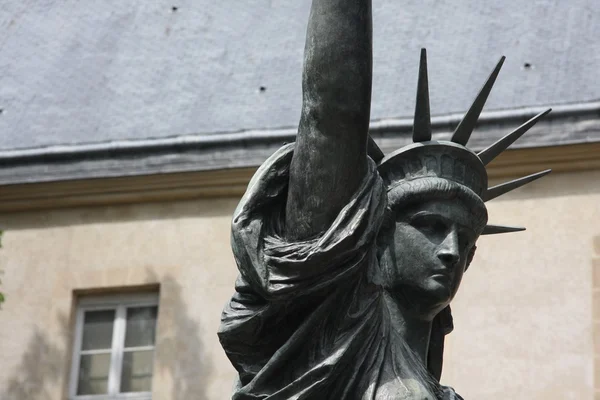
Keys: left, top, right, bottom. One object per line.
{"left": 1, "top": 0, "right": 599, "bottom": 184}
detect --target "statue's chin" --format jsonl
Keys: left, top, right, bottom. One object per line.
{"left": 413, "top": 277, "right": 454, "bottom": 313}
{"left": 386, "top": 279, "right": 453, "bottom": 318}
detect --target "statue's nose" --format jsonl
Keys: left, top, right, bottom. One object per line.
{"left": 437, "top": 230, "right": 460, "bottom": 267}
{"left": 438, "top": 251, "right": 460, "bottom": 268}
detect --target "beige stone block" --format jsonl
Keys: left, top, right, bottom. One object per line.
{"left": 595, "top": 323, "right": 600, "bottom": 356}
{"left": 595, "top": 290, "right": 600, "bottom": 323}
{"left": 595, "top": 258, "right": 600, "bottom": 288}
{"left": 596, "top": 358, "right": 600, "bottom": 392}
{"left": 103, "top": 267, "right": 129, "bottom": 287}
{"left": 594, "top": 235, "right": 600, "bottom": 257}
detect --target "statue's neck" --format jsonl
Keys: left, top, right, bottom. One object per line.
{"left": 383, "top": 291, "right": 433, "bottom": 366}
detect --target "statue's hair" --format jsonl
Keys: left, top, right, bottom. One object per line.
{"left": 385, "top": 176, "right": 488, "bottom": 230}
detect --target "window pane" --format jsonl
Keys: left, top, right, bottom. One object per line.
{"left": 120, "top": 350, "right": 154, "bottom": 393}
{"left": 124, "top": 306, "right": 158, "bottom": 348}
{"left": 82, "top": 309, "right": 115, "bottom": 351}
{"left": 77, "top": 353, "right": 111, "bottom": 395}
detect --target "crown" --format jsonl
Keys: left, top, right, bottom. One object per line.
{"left": 371, "top": 49, "right": 552, "bottom": 235}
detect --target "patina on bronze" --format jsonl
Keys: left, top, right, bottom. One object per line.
{"left": 218, "top": 1, "right": 551, "bottom": 399}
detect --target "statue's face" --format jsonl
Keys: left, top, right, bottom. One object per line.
{"left": 383, "top": 199, "right": 480, "bottom": 319}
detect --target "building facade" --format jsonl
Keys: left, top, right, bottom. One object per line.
{"left": 1, "top": 1, "right": 600, "bottom": 399}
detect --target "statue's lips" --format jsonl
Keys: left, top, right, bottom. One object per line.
{"left": 430, "top": 271, "right": 451, "bottom": 282}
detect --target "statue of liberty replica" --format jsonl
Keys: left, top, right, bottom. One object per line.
{"left": 218, "top": 0, "right": 551, "bottom": 398}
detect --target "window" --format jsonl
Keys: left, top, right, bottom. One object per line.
{"left": 69, "top": 293, "right": 159, "bottom": 400}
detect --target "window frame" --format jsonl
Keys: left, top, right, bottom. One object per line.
{"left": 69, "top": 293, "right": 159, "bottom": 400}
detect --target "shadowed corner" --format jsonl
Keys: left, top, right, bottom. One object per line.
{"left": 0, "top": 313, "right": 70, "bottom": 400}
{"left": 147, "top": 270, "right": 213, "bottom": 400}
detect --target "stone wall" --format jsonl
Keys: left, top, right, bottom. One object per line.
{"left": 0, "top": 198, "right": 240, "bottom": 400}
{"left": 0, "top": 168, "right": 598, "bottom": 399}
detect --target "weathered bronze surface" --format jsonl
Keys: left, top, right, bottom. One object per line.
{"left": 218, "top": 1, "right": 550, "bottom": 398}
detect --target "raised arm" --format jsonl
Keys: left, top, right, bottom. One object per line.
{"left": 285, "top": 0, "right": 373, "bottom": 240}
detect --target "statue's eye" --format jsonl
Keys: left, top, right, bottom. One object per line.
{"left": 457, "top": 233, "right": 470, "bottom": 250}
{"left": 411, "top": 215, "right": 448, "bottom": 235}
{"left": 458, "top": 227, "right": 476, "bottom": 248}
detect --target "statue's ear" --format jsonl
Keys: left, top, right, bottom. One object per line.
{"left": 465, "top": 244, "right": 477, "bottom": 272}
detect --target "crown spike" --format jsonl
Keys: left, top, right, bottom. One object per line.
{"left": 482, "top": 224, "right": 526, "bottom": 235}
{"left": 478, "top": 109, "right": 552, "bottom": 165}
{"left": 413, "top": 49, "right": 432, "bottom": 143}
{"left": 483, "top": 169, "right": 551, "bottom": 202}
{"left": 451, "top": 56, "right": 505, "bottom": 146}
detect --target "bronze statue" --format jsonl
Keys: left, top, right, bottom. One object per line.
{"left": 218, "top": 0, "right": 551, "bottom": 398}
